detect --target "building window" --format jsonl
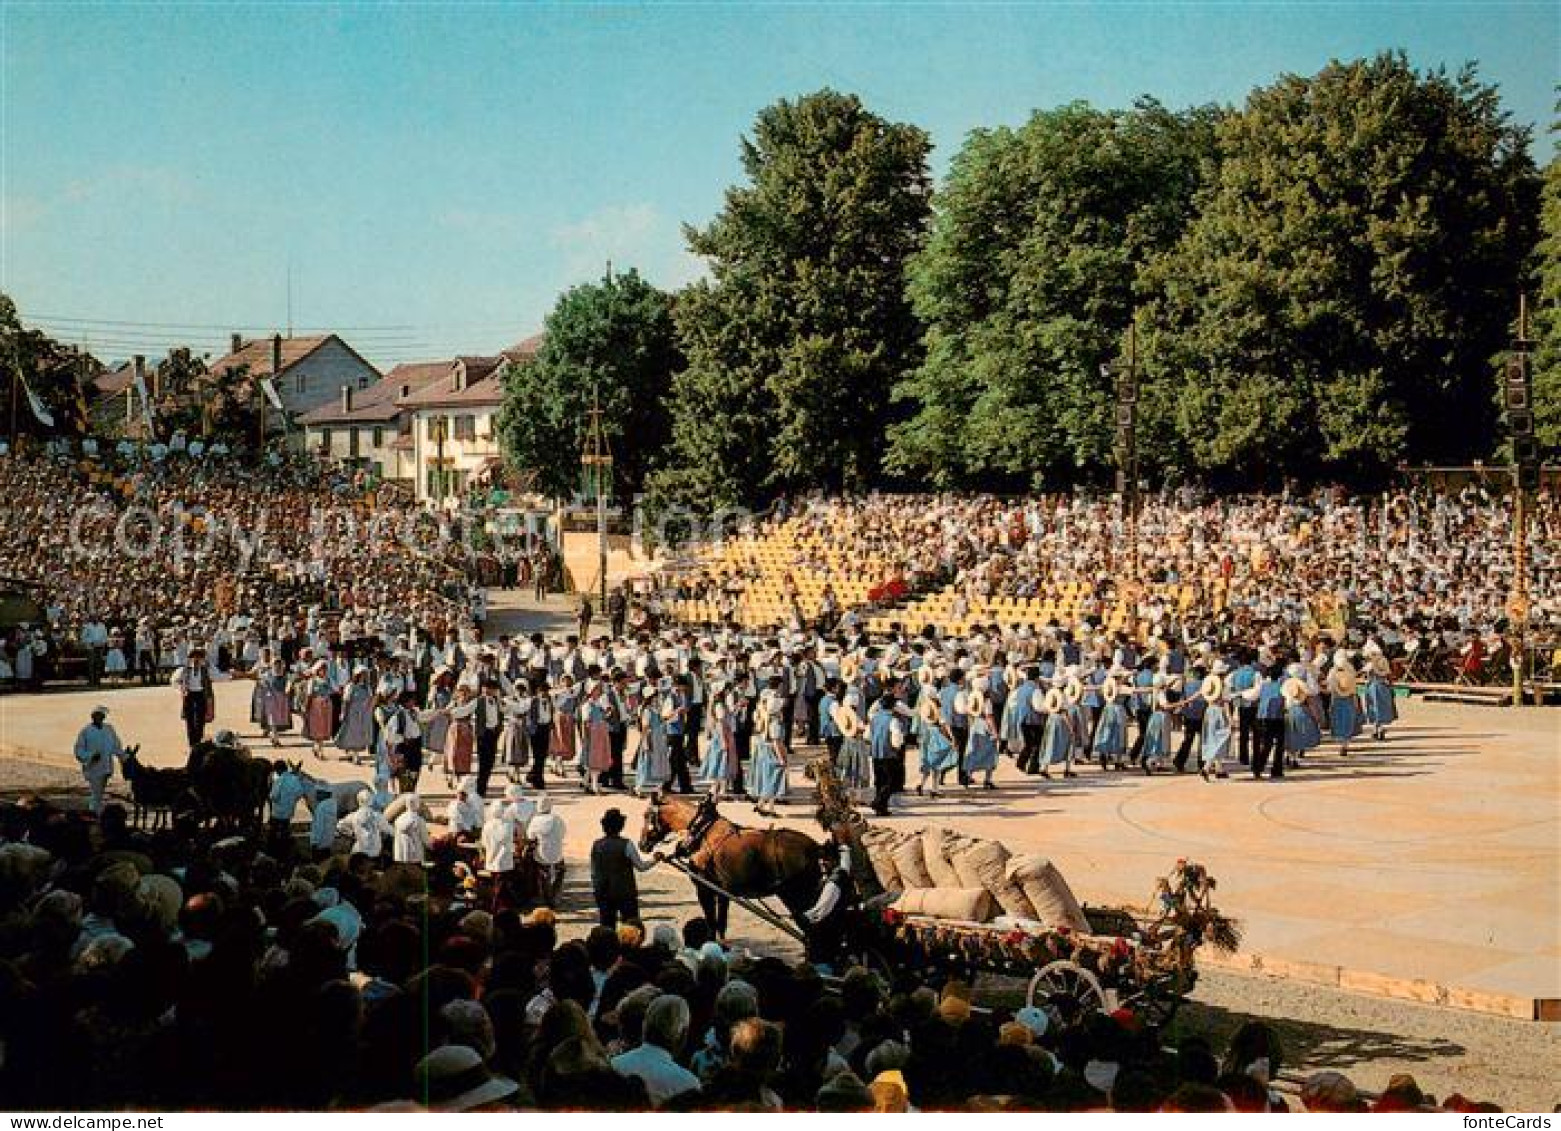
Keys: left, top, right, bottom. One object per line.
{"left": 320, "top": 427, "right": 332, "bottom": 450}
{"left": 294, "top": 372, "right": 306, "bottom": 395}
{"left": 454, "top": 415, "right": 476, "bottom": 441}
{"left": 372, "top": 426, "right": 383, "bottom": 447}
{"left": 349, "top": 428, "right": 360, "bottom": 458}
{"left": 358, "top": 374, "right": 371, "bottom": 390}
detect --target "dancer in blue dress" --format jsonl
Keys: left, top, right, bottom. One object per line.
{"left": 697, "top": 684, "right": 735, "bottom": 799}
{"left": 1360, "top": 650, "right": 1397, "bottom": 740}
{"left": 914, "top": 688, "right": 957, "bottom": 797}
{"left": 633, "top": 681, "right": 671, "bottom": 796}
{"left": 750, "top": 688, "right": 788, "bottom": 816}
{"left": 1092, "top": 676, "right": 1130, "bottom": 770}
{"left": 1326, "top": 655, "right": 1362, "bottom": 756}
{"left": 963, "top": 683, "right": 1000, "bottom": 789}
{"left": 1283, "top": 675, "right": 1321, "bottom": 767}
{"left": 1039, "top": 686, "right": 1076, "bottom": 779}
{"left": 1199, "top": 673, "right": 1233, "bottom": 781}
{"left": 833, "top": 688, "right": 872, "bottom": 797}
{"left": 1140, "top": 678, "right": 1174, "bottom": 774}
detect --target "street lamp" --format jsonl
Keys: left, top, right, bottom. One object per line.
{"left": 580, "top": 389, "right": 613, "bottom": 609}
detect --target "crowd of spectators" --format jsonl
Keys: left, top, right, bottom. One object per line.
{"left": 0, "top": 799, "right": 1516, "bottom": 1113}
{"left": 0, "top": 447, "right": 485, "bottom": 691}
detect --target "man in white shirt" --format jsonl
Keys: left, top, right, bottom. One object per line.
{"left": 527, "top": 795, "right": 566, "bottom": 905}
{"left": 73, "top": 705, "right": 123, "bottom": 814}
{"left": 80, "top": 618, "right": 109, "bottom": 687}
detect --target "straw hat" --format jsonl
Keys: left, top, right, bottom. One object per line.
{"left": 1333, "top": 666, "right": 1359, "bottom": 696}
{"left": 1199, "top": 674, "right": 1224, "bottom": 701}
{"left": 1064, "top": 678, "right": 1084, "bottom": 705}
{"left": 1043, "top": 687, "right": 1065, "bottom": 714}
{"left": 1282, "top": 676, "right": 1308, "bottom": 702}
{"left": 1100, "top": 677, "right": 1120, "bottom": 703}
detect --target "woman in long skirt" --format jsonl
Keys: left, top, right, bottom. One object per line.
{"left": 422, "top": 671, "right": 455, "bottom": 775}
{"left": 1361, "top": 657, "right": 1397, "bottom": 741}
{"left": 1092, "top": 680, "right": 1130, "bottom": 771}
{"left": 1283, "top": 678, "right": 1322, "bottom": 767}
{"left": 834, "top": 692, "right": 872, "bottom": 797}
{"left": 251, "top": 656, "right": 293, "bottom": 747}
{"left": 549, "top": 679, "right": 578, "bottom": 778}
{"left": 444, "top": 686, "right": 478, "bottom": 786}
{"left": 750, "top": 696, "right": 788, "bottom": 816}
{"left": 1039, "top": 688, "right": 1075, "bottom": 779}
{"left": 634, "top": 686, "right": 671, "bottom": 796}
{"left": 698, "top": 692, "right": 735, "bottom": 799}
{"left": 1199, "top": 675, "right": 1232, "bottom": 781}
{"left": 301, "top": 663, "right": 337, "bottom": 757}
{"left": 334, "top": 668, "right": 377, "bottom": 763}
{"left": 1326, "top": 659, "right": 1362, "bottom": 756}
{"left": 104, "top": 629, "right": 128, "bottom": 681}
{"left": 500, "top": 688, "right": 532, "bottom": 783}
{"left": 583, "top": 685, "right": 614, "bottom": 794}
{"left": 913, "top": 691, "right": 957, "bottom": 798}
{"left": 963, "top": 687, "right": 1000, "bottom": 790}
{"left": 1141, "top": 684, "right": 1174, "bottom": 774}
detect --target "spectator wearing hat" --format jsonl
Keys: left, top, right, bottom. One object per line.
{"left": 73, "top": 704, "right": 123, "bottom": 814}
{"left": 412, "top": 1044, "right": 519, "bottom": 1112}
{"left": 590, "top": 808, "right": 659, "bottom": 928}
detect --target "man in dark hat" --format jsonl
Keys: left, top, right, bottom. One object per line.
{"left": 175, "top": 646, "right": 212, "bottom": 749}
{"left": 590, "top": 808, "right": 659, "bottom": 928}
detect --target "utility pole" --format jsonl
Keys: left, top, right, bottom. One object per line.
{"left": 1505, "top": 294, "right": 1537, "bottom": 706}
{"left": 581, "top": 388, "right": 613, "bottom": 609}
{"left": 1105, "top": 316, "right": 1142, "bottom": 629}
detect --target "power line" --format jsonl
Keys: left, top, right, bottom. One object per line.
{"left": 21, "top": 312, "right": 418, "bottom": 332}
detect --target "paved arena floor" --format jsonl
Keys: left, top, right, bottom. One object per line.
{"left": 3, "top": 591, "right": 1557, "bottom": 1019}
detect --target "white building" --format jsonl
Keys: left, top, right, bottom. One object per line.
{"left": 208, "top": 333, "right": 382, "bottom": 429}
{"left": 296, "top": 361, "right": 446, "bottom": 481}
{"left": 299, "top": 335, "right": 542, "bottom": 497}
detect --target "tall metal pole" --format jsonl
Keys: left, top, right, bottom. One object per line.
{"left": 1126, "top": 319, "right": 1140, "bottom": 584}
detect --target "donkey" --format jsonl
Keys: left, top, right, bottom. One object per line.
{"left": 118, "top": 746, "right": 191, "bottom": 830}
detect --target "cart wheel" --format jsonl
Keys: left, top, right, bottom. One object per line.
{"left": 1028, "top": 960, "right": 1108, "bottom": 1014}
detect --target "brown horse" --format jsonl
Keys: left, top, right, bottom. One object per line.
{"left": 640, "top": 793, "right": 824, "bottom": 940}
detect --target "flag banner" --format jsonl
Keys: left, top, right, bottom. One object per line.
{"left": 133, "top": 370, "right": 157, "bottom": 432}
{"left": 23, "top": 376, "right": 54, "bottom": 427}
{"left": 259, "top": 376, "right": 285, "bottom": 411}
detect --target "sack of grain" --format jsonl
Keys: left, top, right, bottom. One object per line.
{"left": 891, "top": 832, "right": 935, "bottom": 888}
{"left": 952, "top": 839, "right": 1038, "bottom": 920}
{"left": 860, "top": 827, "right": 903, "bottom": 892}
{"left": 893, "top": 886, "right": 994, "bottom": 922}
{"left": 920, "top": 826, "right": 963, "bottom": 888}
{"left": 1006, "top": 854, "right": 1089, "bottom": 932}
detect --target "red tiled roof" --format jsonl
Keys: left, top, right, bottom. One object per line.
{"left": 208, "top": 334, "right": 332, "bottom": 379}
{"left": 501, "top": 333, "right": 544, "bottom": 363}
{"left": 398, "top": 356, "right": 508, "bottom": 409}
{"left": 92, "top": 362, "right": 135, "bottom": 397}
{"left": 297, "top": 362, "right": 446, "bottom": 426}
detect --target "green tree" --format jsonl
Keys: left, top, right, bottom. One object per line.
{"left": 652, "top": 89, "right": 932, "bottom": 507}
{"left": 888, "top": 100, "right": 1220, "bottom": 488}
{"left": 1532, "top": 107, "right": 1560, "bottom": 456}
{"left": 1, "top": 292, "right": 96, "bottom": 439}
{"left": 1144, "top": 54, "right": 1540, "bottom": 484}
{"left": 496, "top": 268, "right": 678, "bottom": 500}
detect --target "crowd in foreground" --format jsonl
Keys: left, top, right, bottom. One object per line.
{"left": 0, "top": 800, "right": 1520, "bottom": 1113}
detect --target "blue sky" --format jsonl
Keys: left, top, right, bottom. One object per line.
{"left": 2, "top": 2, "right": 1555, "bottom": 368}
